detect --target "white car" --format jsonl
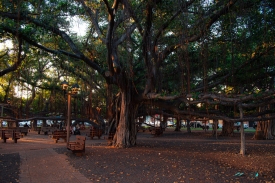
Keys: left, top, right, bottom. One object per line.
{"left": 235, "top": 122, "right": 248, "bottom": 129}
{"left": 167, "top": 121, "right": 174, "bottom": 127}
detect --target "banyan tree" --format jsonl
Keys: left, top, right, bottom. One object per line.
{"left": 0, "top": 0, "right": 275, "bottom": 150}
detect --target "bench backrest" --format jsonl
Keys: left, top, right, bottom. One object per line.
{"left": 42, "top": 127, "right": 58, "bottom": 132}
{"left": 32, "top": 127, "right": 41, "bottom": 131}
{"left": 75, "top": 135, "right": 86, "bottom": 146}
{"left": 0, "top": 127, "right": 28, "bottom": 132}
{"left": 0, "top": 130, "right": 20, "bottom": 138}
{"left": 53, "top": 130, "right": 67, "bottom": 134}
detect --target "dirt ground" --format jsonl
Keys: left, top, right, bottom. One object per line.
{"left": 55, "top": 128, "right": 275, "bottom": 183}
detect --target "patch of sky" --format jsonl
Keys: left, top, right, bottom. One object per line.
{"left": 68, "top": 16, "right": 89, "bottom": 37}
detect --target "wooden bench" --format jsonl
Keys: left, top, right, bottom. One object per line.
{"left": 51, "top": 130, "right": 68, "bottom": 143}
{"left": 89, "top": 127, "right": 103, "bottom": 139}
{"left": 67, "top": 135, "right": 86, "bottom": 156}
{"left": 32, "top": 127, "right": 41, "bottom": 134}
{"left": 20, "top": 127, "right": 29, "bottom": 136}
{"left": 0, "top": 130, "right": 21, "bottom": 143}
{"left": 1, "top": 127, "right": 29, "bottom": 136}
{"left": 151, "top": 127, "right": 163, "bottom": 137}
{"left": 41, "top": 127, "right": 58, "bottom": 135}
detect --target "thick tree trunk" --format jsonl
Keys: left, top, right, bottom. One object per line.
{"left": 113, "top": 90, "right": 137, "bottom": 148}
{"left": 174, "top": 116, "right": 181, "bottom": 131}
{"left": 106, "top": 84, "right": 113, "bottom": 121}
{"left": 220, "top": 121, "right": 234, "bottom": 136}
{"left": 239, "top": 107, "right": 245, "bottom": 155}
{"left": 263, "top": 120, "right": 273, "bottom": 139}
{"left": 161, "top": 115, "right": 168, "bottom": 131}
{"left": 254, "top": 106, "right": 275, "bottom": 140}
{"left": 255, "top": 120, "right": 274, "bottom": 140}
{"left": 186, "top": 119, "right": 191, "bottom": 133}
{"left": 113, "top": 73, "right": 138, "bottom": 148}
{"left": 212, "top": 119, "right": 218, "bottom": 139}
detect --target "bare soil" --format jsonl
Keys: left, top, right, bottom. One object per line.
{"left": 55, "top": 129, "right": 275, "bottom": 183}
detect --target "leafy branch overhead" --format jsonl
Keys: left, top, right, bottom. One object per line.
{"left": 0, "top": 0, "right": 275, "bottom": 147}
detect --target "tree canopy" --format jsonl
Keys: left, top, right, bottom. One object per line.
{"left": 0, "top": 0, "right": 275, "bottom": 147}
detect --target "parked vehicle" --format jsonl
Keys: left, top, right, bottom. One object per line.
{"left": 167, "top": 121, "right": 174, "bottom": 127}
{"left": 190, "top": 121, "right": 210, "bottom": 130}
{"left": 234, "top": 122, "right": 248, "bottom": 130}
{"left": 189, "top": 121, "right": 203, "bottom": 128}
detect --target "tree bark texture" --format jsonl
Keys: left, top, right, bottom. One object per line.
{"left": 255, "top": 106, "right": 275, "bottom": 140}
{"left": 113, "top": 90, "right": 137, "bottom": 148}
{"left": 212, "top": 119, "right": 218, "bottom": 139}
{"left": 221, "top": 121, "right": 234, "bottom": 136}
{"left": 174, "top": 116, "right": 181, "bottom": 131}
{"left": 186, "top": 120, "right": 191, "bottom": 133}
{"left": 239, "top": 107, "right": 245, "bottom": 155}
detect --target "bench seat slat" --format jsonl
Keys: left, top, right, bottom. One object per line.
{"left": 67, "top": 135, "right": 86, "bottom": 156}
{"left": 51, "top": 130, "right": 68, "bottom": 143}
{"left": 1, "top": 130, "right": 21, "bottom": 143}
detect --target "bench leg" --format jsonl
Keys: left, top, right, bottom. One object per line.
{"left": 75, "top": 152, "right": 83, "bottom": 156}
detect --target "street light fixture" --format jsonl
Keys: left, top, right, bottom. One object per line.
{"left": 60, "top": 80, "right": 80, "bottom": 147}
{"left": 7, "top": 98, "right": 11, "bottom": 105}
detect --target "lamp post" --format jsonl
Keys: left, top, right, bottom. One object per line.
{"left": 60, "top": 80, "right": 80, "bottom": 147}
{"left": 186, "top": 96, "right": 192, "bottom": 133}
{"left": 7, "top": 98, "right": 11, "bottom": 105}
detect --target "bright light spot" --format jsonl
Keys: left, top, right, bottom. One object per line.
{"left": 0, "top": 40, "right": 13, "bottom": 50}
{"left": 69, "top": 17, "right": 89, "bottom": 37}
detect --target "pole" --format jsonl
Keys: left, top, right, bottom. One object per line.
{"left": 215, "top": 119, "right": 217, "bottom": 140}
{"left": 66, "top": 92, "right": 71, "bottom": 147}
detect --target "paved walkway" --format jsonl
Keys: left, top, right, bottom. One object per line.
{"left": 0, "top": 130, "right": 104, "bottom": 183}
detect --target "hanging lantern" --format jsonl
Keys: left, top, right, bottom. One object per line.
{"left": 7, "top": 98, "right": 11, "bottom": 104}
{"left": 71, "top": 83, "right": 80, "bottom": 94}
{"left": 60, "top": 80, "right": 69, "bottom": 90}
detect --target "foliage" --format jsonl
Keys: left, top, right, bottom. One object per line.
{"left": 0, "top": 0, "right": 275, "bottom": 146}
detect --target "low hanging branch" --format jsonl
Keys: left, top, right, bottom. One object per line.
{"left": 0, "top": 38, "right": 26, "bottom": 77}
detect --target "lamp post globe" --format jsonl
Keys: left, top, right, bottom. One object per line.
{"left": 60, "top": 80, "right": 69, "bottom": 90}
{"left": 71, "top": 83, "right": 80, "bottom": 94}
{"left": 7, "top": 98, "right": 11, "bottom": 104}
